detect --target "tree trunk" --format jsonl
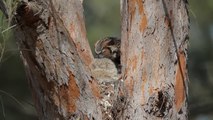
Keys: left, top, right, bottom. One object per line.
{"left": 119, "top": 0, "right": 189, "bottom": 119}
{"left": 14, "top": 0, "right": 101, "bottom": 119}
{"left": 13, "top": 0, "right": 189, "bottom": 119}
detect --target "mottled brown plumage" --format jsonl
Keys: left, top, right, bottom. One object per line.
{"left": 94, "top": 37, "right": 121, "bottom": 73}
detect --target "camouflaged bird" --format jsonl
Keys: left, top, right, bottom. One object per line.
{"left": 94, "top": 37, "right": 121, "bottom": 73}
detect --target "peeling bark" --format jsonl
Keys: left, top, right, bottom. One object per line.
{"left": 119, "top": 0, "right": 189, "bottom": 119}
{"left": 14, "top": 0, "right": 101, "bottom": 119}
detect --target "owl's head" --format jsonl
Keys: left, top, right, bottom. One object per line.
{"left": 94, "top": 37, "right": 120, "bottom": 61}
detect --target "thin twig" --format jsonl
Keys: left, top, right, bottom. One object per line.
{"left": 1, "top": 24, "right": 17, "bottom": 33}
{"left": 0, "top": 90, "right": 35, "bottom": 108}
{"left": 0, "top": 96, "right": 6, "bottom": 120}
{"left": 0, "top": 90, "right": 25, "bottom": 109}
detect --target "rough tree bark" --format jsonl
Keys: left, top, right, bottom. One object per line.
{"left": 11, "top": 0, "right": 189, "bottom": 120}
{"left": 14, "top": 0, "right": 102, "bottom": 119}
{"left": 118, "top": 0, "right": 189, "bottom": 119}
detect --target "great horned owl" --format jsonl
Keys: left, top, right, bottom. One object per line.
{"left": 94, "top": 37, "right": 121, "bottom": 73}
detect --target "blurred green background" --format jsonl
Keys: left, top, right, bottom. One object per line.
{"left": 0, "top": 0, "right": 213, "bottom": 119}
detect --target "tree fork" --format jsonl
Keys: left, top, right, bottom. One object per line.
{"left": 11, "top": 0, "right": 189, "bottom": 119}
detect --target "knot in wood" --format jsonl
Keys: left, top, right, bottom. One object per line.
{"left": 145, "top": 90, "right": 172, "bottom": 117}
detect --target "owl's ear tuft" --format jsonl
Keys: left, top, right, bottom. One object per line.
{"left": 94, "top": 37, "right": 121, "bottom": 73}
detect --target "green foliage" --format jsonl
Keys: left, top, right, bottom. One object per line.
{"left": 0, "top": 0, "right": 18, "bottom": 63}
